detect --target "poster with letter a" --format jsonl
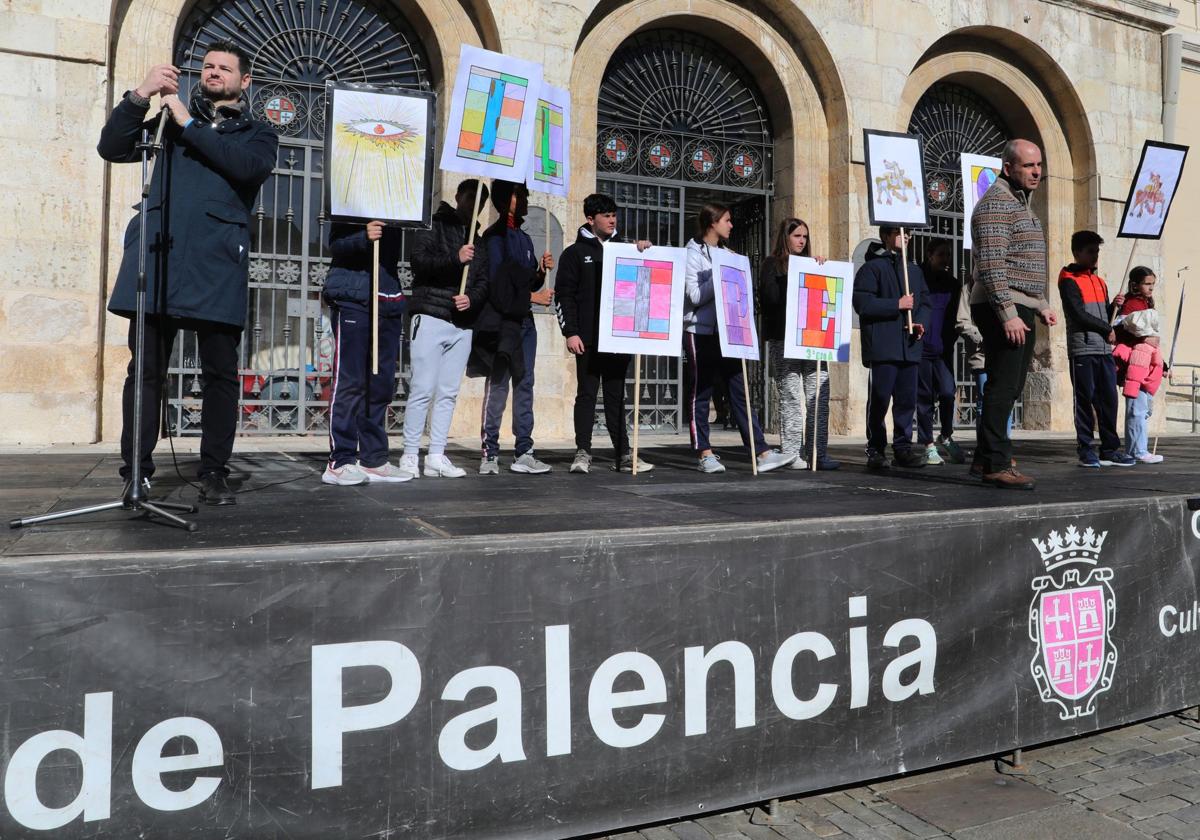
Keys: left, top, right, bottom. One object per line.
{"left": 960, "top": 153, "right": 1001, "bottom": 250}
{"left": 784, "top": 256, "right": 855, "bottom": 363}
{"left": 324, "top": 83, "right": 436, "bottom": 227}
{"left": 1118, "top": 140, "right": 1189, "bottom": 239}
{"left": 710, "top": 250, "right": 760, "bottom": 361}
{"left": 597, "top": 243, "right": 687, "bottom": 357}
{"left": 526, "top": 83, "right": 570, "bottom": 198}
{"left": 439, "top": 45, "right": 544, "bottom": 181}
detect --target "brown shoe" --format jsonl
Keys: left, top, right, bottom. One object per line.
{"left": 982, "top": 466, "right": 1036, "bottom": 490}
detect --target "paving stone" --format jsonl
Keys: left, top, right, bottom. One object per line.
{"left": 1136, "top": 814, "right": 1200, "bottom": 839}
{"left": 669, "top": 823, "right": 716, "bottom": 840}
{"left": 1169, "top": 802, "right": 1200, "bottom": 821}
{"left": 869, "top": 803, "right": 945, "bottom": 838}
{"left": 1044, "top": 777, "right": 1091, "bottom": 794}
{"left": 1134, "top": 766, "right": 1199, "bottom": 786}
{"left": 639, "top": 829, "right": 680, "bottom": 840}
{"left": 1120, "top": 795, "right": 1190, "bottom": 819}
{"left": 826, "top": 812, "right": 882, "bottom": 839}
{"left": 1024, "top": 744, "right": 1107, "bottom": 768}
{"left": 805, "top": 797, "right": 844, "bottom": 818}
{"left": 796, "top": 818, "right": 843, "bottom": 837}
{"left": 1077, "top": 780, "right": 1144, "bottom": 801}
{"left": 770, "top": 825, "right": 829, "bottom": 840}
{"left": 1135, "top": 753, "right": 1194, "bottom": 771}
{"left": 1087, "top": 794, "right": 1141, "bottom": 814}
{"left": 1039, "top": 761, "right": 1105, "bottom": 781}
{"left": 1124, "top": 782, "right": 1194, "bottom": 803}
{"left": 1083, "top": 768, "right": 1146, "bottom": 785}
{"left": 952, "top": 803, "right": 1148, "bottom": 839}
{"left": 1093, "top": 750, "right": 1157, "bottom": 769}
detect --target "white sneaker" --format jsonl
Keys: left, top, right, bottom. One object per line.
{"left": 616, "top": 455, "right": 654, "bottom": 473}
{"left": 424, "top": 454, "right": 466, "bottom": 478}
{"left": 397, "top": 453, "right": 421, "bottom": 478}
{"left": 569, "top": 449, "right": 592, "bottom": 474}
{"left": 1135, "top": 452, "right": 1164, "bottom": 464}
{"left": 757, "top": 450, "right": 798, "bottom": 473}
{"left": 479, "top": 456, "right": 499, "bottom": 475}
{"left": 510, "top": 452, "right": 552, "bottom": 474}
{"left": 788, "top": 454, "right": 810, "bottom": 470}
{"left": 322, "top": 463, "right": 369, "bottom": 486}
{"left": 697, "top": 454, "right": 726, "bottom": 473}
{"left": 925, "top": 443, "right": 945, "bottom": 466}
{"left": 360, "top": 462, "right": 413, "bottom": 483}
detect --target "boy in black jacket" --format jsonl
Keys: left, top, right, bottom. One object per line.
{"left": 399, "top": 179, "right": 490, "bottom": 479}
{"left": 852, "top": 227, "right": 931, "bottom": 470}
{"left": 555, "top": 193, "right": 653, "bottom": 473}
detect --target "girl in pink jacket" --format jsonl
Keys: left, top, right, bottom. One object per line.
{"left": 1112, "top": 308, "right": 1165, "bottom": 463}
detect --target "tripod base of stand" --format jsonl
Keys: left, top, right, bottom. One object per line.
{"left": 10, "top": 491, "right": 199, "bottom": 532}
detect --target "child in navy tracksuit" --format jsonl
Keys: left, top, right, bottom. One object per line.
{"left": 321, "top": 220, "right": 410, "bottom": 485}
{"left": 852, "top": 227, "right": 930, "bottom": 470}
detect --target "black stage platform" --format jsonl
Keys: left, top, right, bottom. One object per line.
{"left": 1, "top": 439, "right": 1199, "bottom": 839}
{"left": 4, "top": 437, "right": 1199, "bottom": 556}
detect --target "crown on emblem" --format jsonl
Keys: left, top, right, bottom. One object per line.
{"left": 1032, "top": 524, "right": 1107, "bottom": 569}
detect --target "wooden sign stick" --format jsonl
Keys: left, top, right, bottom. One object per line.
{"left": 458, "top": 180, "right": 484, "bottom": 296}
{"left": 899, "top": 227, "right": 914, "bottom": 334}
{"left": 371, "top": 237, "right": 380, "bottom": 375}
{"left": 1110, "top": 242, "right": 1139, "bottom": 327}
{"left": 1153, "top": 285, "right": 1186, "bottom": 455}
{"left": 811, "top": 359, "right": 820, "bottom": 472}
{"left": 632, "top": 354, "right": 641, "bottom": 476}
{"left": 743, "top": 357, "right": 758, "bottom": 476}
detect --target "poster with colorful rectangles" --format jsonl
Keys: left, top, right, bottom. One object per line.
{"left": 784, "top": 256, "right": 855, "bottom": 363}
{"left": 710, "top": 250, "right": 760, "bottom": 361}
{"left": 1118, "top": 140, "right": 1189, "bottom": 239}
{"left": 438, "top": 45, "right": 543, "bottom": 181}
{"left": 526, "top": 83, "right": 570, "bottom": 197}
{"left": 960, "top": 153, "right": 1002, "bottom": 250}
{"left": 597, "top": 243, "right": 687, "bottom": 357}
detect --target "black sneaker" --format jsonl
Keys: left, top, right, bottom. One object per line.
{"left": 893, "top": 449, "right": 927, "bottom": 469}
{"left": 866, "top": 449, "right": 889, "bottom": 470}
{"left": 199, "top": 474, "right": 236, "bottom": 505}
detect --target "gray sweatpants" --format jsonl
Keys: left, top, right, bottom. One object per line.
{"left": 768, "top": 340, "right": 831, "bottom": 460}
{"left": 403, "top": 314, "right": 472, "bottom": 456}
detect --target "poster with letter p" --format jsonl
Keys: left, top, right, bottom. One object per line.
{"left": 1118, "top": 140, "right": 1189, "bottom": 239}
{"left": 785, "top": 256, "right": 855, "bottom": 363}
{"left": 710, "top": 250, "right": 760, "bottom": 361}
{"left": 864, "top": 129, "right": 929, "bottom": 228}
{"left": 597, "top": 243, "right": 686, "bottom": 357}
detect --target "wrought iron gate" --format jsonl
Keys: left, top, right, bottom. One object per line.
{"left": 596, "top": 30, "right": 774, "bottom": 435}
{"left": 907, "top": 82, "right": 1022, "bottom": 428}
{"left": 167, "top": 0, "right": 430, "bottom": 435}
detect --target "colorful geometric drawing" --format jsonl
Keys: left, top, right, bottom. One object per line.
{"left": 960, "top": 153, "right": 1002, "bottom": 250}
{"left": 971, "top": 164, "right": 998, "bottom": 201}
{"left": 611, "top": 257, "right": 674, "bottom": 340}
{"left": 796, "top": 273, "right": 843, "bottom": 351}
{"left": 720, "top": 265, "right": 754, "bottom": 347}
{"left": 784, "top": 256, "right": 855, "bottom": 363}
{"left": 526, "top": 83, "right": 570, "bottom": 199}
{"left": 457, "top": 66, "right": 528, "bottom": 166}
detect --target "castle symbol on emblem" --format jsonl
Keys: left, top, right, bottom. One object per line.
{"left": 1028, "top": 524, "right": 1118, "bottom": 720}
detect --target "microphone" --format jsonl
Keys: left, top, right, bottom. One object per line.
{"left": 141, "top": 107, "right": 170, "bottom": 199}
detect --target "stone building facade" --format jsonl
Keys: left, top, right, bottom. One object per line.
{"left": 0, "top": 0, "right": 1195, "bottom": 445}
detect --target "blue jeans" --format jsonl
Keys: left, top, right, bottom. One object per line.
{"left": 1125, "top": 390, "right": 1152, "bottom": 456}
{"left": 480, "top": 316, "right": 537, "bottom": 457}
{"left": 973, "top": 371, "right": 1013, "bottom": 438}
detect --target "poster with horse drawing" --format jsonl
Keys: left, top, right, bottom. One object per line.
{"left": 863, "top": 129, "right": 929, "bottom": 228}
{"left": 1118, "top": 140, "right": 1189, "bottom": 240}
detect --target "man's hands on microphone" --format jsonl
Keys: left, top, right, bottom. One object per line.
{"left": 135, "top": 65, "right": 180, "bottom": 100}
{"left": 160, "top": 94, "right": 192, "bottom": 127}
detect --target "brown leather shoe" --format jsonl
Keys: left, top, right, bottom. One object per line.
{"left": 982, "top": 466, "right": 1036, "bottom": 490}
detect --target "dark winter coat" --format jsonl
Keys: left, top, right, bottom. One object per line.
{"left": 852, "top": 249, "right": 930, "bottom": 365}
{"left": 1058, "top": 265, "right": 1117, "bottom": 357}
{"left": 408, "top": 201, "right": 490, "bottom": 326}
{"left": 99, "top": 94, "right": 278, "bottom": 327}
{"left": 322, "top": 224, "right": 406, "bottom": 317}
{"left": 554, "top": 224, "right": 627, "bottom": 348}
{"left": 758, "top": 256, "right": 790, "bottom": 343}
{"left": 467, "top": 216, "right": 544, "bottom": 381}
{"left": 920, "top": 265, "right": 961, "bottom": 360}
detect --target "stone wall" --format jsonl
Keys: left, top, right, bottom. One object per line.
{"left": 0, "top": 0, "right": 1191, "bottom": 445}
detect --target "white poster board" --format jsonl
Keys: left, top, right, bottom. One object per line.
{"left": 960, "top": 153, "right": 1002, "bottom": 250}
{"left": 1118, "top": 140, "right": 1189, "bottom": 240}
{"left": 710, "top": 250, "right": 760, "bottom": 361}
{"left": 438, "top": 45, "right": 544, "bottom": 181}
{"left": 596, "top": 243, "right": 687, "bottom": 357}
{"left": 525, "top": 83, "right": 570, "bottom": 198}
{"left": 784, "top": 256, "right": 856, "bottom": 363}
{"left": 864, "top": 129, "right": 929, "bottom": 228}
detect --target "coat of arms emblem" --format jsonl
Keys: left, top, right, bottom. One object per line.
{"left": 1028, "top": 524, "right": 1117, "bottom": 719}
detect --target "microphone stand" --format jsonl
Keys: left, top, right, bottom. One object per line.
{"left": 11, "top": 109, "right": 198, "bottom": 531}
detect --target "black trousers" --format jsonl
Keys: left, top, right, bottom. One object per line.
{"left": 972, "top": 303, "right": 1035, "bottom": 473}
{"left": 865, "top": 361, "right": 918, "bottom": 455}
{"left": 1069, "top": 354, "right": 1121, "bottom": 456}
{"left": 916, "top": 355, "right": 956, "bottom": 445}
{"left": 120, "top": 316, "right": 241, "bottom": 480}
{"left": 573, "top": 349, "right": 631, "bottom": 456}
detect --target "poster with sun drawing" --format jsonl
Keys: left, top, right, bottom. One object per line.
{"left": 1118, "top": 140, "right": 1189, "bottom": 240}
{"left": 439, "top": 45, "right": 544, "bottom": 181}
{"left": 710, "top": 250, "right": 760, "bottom": 361}
{"left": 597, "top": 243, "right": 687, "bottom": 357}
{"left": 324, "top": 84, "right": 435, "bottom": 227}
{"left": 784, "top": 256, "right": 855, "bottom": 363}
{"left": 960, "top": 153, "right": 1001, "bottom": 250}
{"left": 525, "top": 83, "right": 570, "bottom": 198}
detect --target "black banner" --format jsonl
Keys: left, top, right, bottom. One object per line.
{"left": 3, "top": 497, "right": 1200, "bottom": 838}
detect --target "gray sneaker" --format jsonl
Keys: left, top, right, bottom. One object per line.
{"left": 510, "top": 451, "right": 552, "bottom": 474}
{"left": 479, "top": 456, "right": 500, "bottom": 475}
{"left": 569, "top": 449, "right": 592, "bottom": 474}
{"left": 697, "top": 453, "right": 726, "bottom": 473}
{"left": 757, "top": 450, "right": 798, "bottom": 473}
{"left": 616, "top": 455, "right": 655, "bottom": 473}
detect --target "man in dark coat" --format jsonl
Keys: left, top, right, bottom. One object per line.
{"left": 98, "top": 40, "right": 278, "bottom": 504}
{"left": 852, "top": 227, "right": 930, "bottom": 470}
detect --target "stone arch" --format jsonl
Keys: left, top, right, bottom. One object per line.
{"left": 898, "top": 29, "right": 1098, "bottom": 431}
{"left": 571, "top": 0, "right": 848, "bottom": 260}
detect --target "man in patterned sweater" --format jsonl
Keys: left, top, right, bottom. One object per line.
{"left": 968, "top": 139, "right": 1059, "bottom": 490}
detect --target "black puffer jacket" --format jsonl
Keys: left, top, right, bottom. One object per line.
{"left": 323, "top": 224, "right": 406, "bottom": 316}
{"left": 758, "top": 255, "right": 789, "bottom": 343}
{"left": 554, "top": 225, "right": 633, "bottom": 348}
{"left": 408, "top": 201, "right": 489, "bottom": 326}
{"left": 852, "top": 249, "right": 930, "bottom": 366}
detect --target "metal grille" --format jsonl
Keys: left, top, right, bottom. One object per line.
{"left": 907, "top": 83, "right": 1021, "bottom": 429}
{"left": 166, "top": 0, "right": 429, "bottom": 435}
{"left": 598, "top": 30, "right": 774, "bottom": 435}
